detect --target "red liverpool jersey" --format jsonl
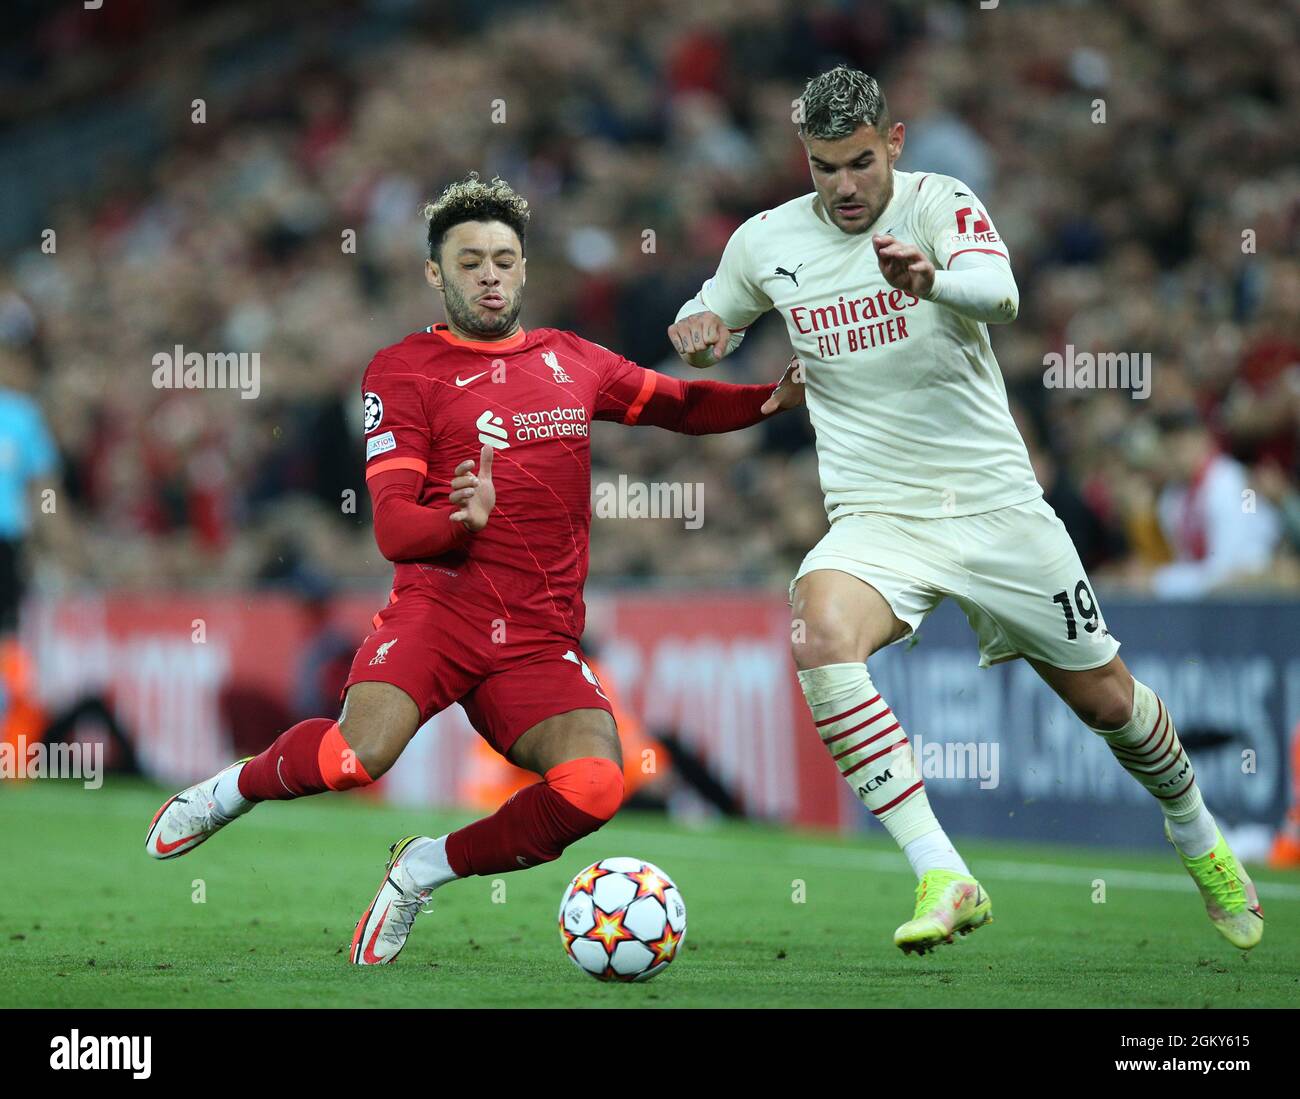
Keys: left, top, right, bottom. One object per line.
{"left": 361, "top": 323, "right": 770, "bottom": 641}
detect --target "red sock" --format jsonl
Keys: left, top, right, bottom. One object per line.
{"left": 237, "top": 718, "right": 374, "bottom": 802}
{"left": 445, "top": 757, "right": 623, "bottom": 877}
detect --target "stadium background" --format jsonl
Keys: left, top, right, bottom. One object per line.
{"left": 2, "top": 0, "right": 1298, "bottom": 863}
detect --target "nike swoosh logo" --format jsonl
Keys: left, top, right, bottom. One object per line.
{"left": 455, "top": 372, "right": 488, "bottom": 387}
{"left": 276, "top": 755, "right": 293, "bottom": 796}
{"left": 155, "top": 828, "right": 202, "bottom": 856}
{"left": 362, "top": 901, "right": 393, "bottom": 964}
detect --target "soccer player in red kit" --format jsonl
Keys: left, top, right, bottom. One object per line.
{"left": 144, "top": 173, "right": 803, "bottom": 964}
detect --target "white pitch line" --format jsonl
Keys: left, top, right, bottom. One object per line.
{"left": 606, "top": 828, "right": 1300, "bottom": 902}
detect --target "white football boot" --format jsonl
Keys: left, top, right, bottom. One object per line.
{"left": 145, "top": 758, "right": 252, "bottom": 860}
{"left": 349, "top": 835, "right": 438, "bottom": 965}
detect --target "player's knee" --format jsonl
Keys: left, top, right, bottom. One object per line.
{"left": 337, "top": 684, "right": 419, "bottom": 781}
{"left": 547, "top": 756, "right": 625, "bottom": 824}
{"left": 336, "top": 718, "right": 406, "bottom": 781}
{"left": 313, "top": 721, "right": 380, "bottom": 790}
{"left": 520, "top": 759, "right": 624, "bottom": 867}
{"left": 792, "top": 613, "right": 861, "bottom": 670}
{"left": 1081, "top": 674, "right": 1136, "bottom": 732}
{"left": 1085, "top": 695, "right": 1135, "bottom": 733}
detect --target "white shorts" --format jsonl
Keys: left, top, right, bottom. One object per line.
{"left": 791, "top": 497, "right": 1121, "bottom": 671}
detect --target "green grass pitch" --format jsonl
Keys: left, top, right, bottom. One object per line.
{"left": 2, "top": 778, "right": 1297, "bottom": 1008}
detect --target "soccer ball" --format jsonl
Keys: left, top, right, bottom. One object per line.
{"left": 558, "top": 857, "right": 687, "bottom": 982}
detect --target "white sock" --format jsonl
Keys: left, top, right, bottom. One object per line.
{"left": 403, "top": 835, "right": 460, "bottom": 891}
{"left": 212, "top": 762, "right": 253, "bottom": 818}
{"left": 798, "top": 662, "right": 970, "bottom": 879}
{"left": 1090, "top": 679, "right": 1217, "bottom": 857}
{"left": 1167, "top": 805, "right": 1218, "bottom": 859}
{"left": 903, "top": 827, "right": 972, "bottom": 878}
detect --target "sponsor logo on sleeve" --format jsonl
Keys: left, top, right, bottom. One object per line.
{"left": 949, "top": 206, "right": 1001, "bottom": 246}
{"left": 369, "top": 638, "right": 398, "bottom": 666}
{"left": 366, "top": 430, "right": 396, "bottom": 460}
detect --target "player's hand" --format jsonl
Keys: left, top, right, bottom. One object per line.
{"left": 668, "top": 311, "right": 732, "bottom": 369}
{"left": 448, "top": 445, "right": 496, "bottom": 532}
{"left": 872, "top": 234, "right": 935, "bottom": 298}
{"left": 761, "top": 355, "right": 806, "bottom": 415}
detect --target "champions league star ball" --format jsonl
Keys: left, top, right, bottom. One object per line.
{"left": 559, "top": 857, "right": 687, "bottom": 982}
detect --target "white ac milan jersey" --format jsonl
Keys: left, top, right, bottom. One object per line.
{"left": 680, "top": 169, "right": 1042, "bottom": 519}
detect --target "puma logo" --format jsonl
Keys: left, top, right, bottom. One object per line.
{"left": 774, "top": 263, "right": 804, "bottom": 286}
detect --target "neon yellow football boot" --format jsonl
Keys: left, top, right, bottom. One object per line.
{"left": 1166, "top": 822, "right": 1264, "bottom": 950}
{"left": 894, "top": 869, "right": 992, "bottom": 956}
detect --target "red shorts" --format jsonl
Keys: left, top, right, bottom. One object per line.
{"left": 342, "top": 584, "right": 613, "bottom": 756}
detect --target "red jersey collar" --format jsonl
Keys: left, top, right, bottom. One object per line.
{"left": 429, "top": 322, "right": 527, "bottom": 352}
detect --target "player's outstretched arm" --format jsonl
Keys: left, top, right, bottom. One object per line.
{"left": 448, "top": 445, "right": 496, "bottom": 531}
{"left": 606, "top": 357, "right": 803, "bottom": 436}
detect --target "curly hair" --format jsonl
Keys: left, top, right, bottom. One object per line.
{"left": 796, "top": 65, "right": 889, "bottom": 140}
{"left": 422, "top": 172, "right": 530, "bottom": 263}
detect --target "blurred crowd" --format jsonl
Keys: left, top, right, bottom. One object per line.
{"left": 1, "top": 0, "right": 1298, "bottom": 597}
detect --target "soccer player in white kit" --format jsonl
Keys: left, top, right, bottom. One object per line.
{"left": 668, "top": 66, "right": 1263, "bottom": 956}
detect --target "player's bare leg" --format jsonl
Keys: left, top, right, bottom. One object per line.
{"left": 351, "top": 707, "right": 624, "bottom": 965}
{"left": 1032, "top": 655, "right": 1263, "bottom": 949}
{"left": 146, "top": 681, "right": 420, "bottom": 860}
{"left": 791, "top": 569, "right": 991, "bottom": 954}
